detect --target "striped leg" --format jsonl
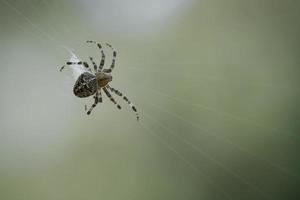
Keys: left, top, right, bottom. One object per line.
{"left": 89, "top": 57, "right": 98, "bottom": 72}
{"left": 86, "top": 40, "right": 105, "bottom": 71}
{"left": 102, "top": 87, "right": 121, "bottom": 110}
{"left": 102, "top": 43, "right": 116, "bottom": 73}
{"left": 59, "top": 65, "right": 65, "bottom": 72}
{"left": 59, "top": 61, "right": 92, "bottom": 72}
{"left": 87, "top": 93, "right": 99, "bottom": 115}
{"left": 107, "top": 85, "right": 139, "bottom": 121}
{"left": 98, "top": 88, "right": 103, "bottom": 103}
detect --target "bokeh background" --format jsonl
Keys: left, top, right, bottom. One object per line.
{"left": 0, "top": 0, "right": 299, "bottom": 199}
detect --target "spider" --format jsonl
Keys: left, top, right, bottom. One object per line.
{"left": 60, "top": 40, "right": 139, "bottom": 121}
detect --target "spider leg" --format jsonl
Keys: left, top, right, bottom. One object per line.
{"left": 98, "top": 88, "right": 103, "bottom": 103}
{"left": 86, "top": 40, "right": 105, "bottom": 71}
{"left": 87, "top": 92, "right": 99, "bottom": 115}
{"left": 59, "top": 65, "right": 65, "bottom": 72}
{"left": 106, "top": 85, "right": 139, "bottom": 121}
{"left": 102, "top": 87, "right": 121, "bottom": 110}
{"left": 89, "top": 57, "right": 98, "bottom": 72}
{"left": 102, "top": 43, "right": 117, "bottom": 73}
{"left": 66, "top": 61, "right": 92, "bottom": 72}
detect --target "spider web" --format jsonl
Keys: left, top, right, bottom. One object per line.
{"left": 65, "top": 48, "right": 88, "bottom": 80}
{"left": 1, "top": 1, "right": 299, "bottom": 200}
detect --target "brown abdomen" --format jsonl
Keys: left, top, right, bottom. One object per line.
{"left": 73, "top": 72, "right": 97, "bottom": 98}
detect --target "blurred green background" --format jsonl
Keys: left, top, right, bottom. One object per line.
{"left": 0, "top": 0, "right": 299, "bottom": 199}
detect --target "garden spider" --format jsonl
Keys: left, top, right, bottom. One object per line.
{"left": 60, "top": 40, "right": 139, "bottom": 121}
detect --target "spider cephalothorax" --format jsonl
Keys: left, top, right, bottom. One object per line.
{"left": 60, "top": 41, "right": 139, "bottom": 120}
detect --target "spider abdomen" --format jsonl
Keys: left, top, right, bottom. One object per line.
{"left": 73, "top": 72, "right": 97, "bottom": 98}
